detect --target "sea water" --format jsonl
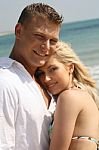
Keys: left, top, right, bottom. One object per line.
{"left": 60, "top": 18, "right": 99, "bottom": 66}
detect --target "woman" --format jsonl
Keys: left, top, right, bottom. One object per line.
{"left": 36, "top": 41, "right": 99, "bottom": 150}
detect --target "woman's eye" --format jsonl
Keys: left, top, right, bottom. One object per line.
{"left": 49, "top": 67, "right": 57, "bottom": 73}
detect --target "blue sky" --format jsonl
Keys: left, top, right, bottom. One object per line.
{"left": 0, "top": 0, "right": 99, "bottom": 32}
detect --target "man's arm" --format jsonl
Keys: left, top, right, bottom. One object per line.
{"left": 0, "top": 79, "right": 18, "bottom": 149}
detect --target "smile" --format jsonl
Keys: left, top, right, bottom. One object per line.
{"left": 47, "top": 83, "right": 56, "bottom": 88}
{"left": 33, "top": 50, "right": 48, "bottom": 57}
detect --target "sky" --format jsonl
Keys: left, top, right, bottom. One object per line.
{"left": 0, "top": 0, "right": 99, "bottom": 33}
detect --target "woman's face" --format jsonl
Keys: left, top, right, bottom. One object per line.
{"left": 38, "top": 56, "right": 72, "bottom": 95}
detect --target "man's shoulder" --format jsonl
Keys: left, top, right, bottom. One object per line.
{"left": 0, "top": 57, "right": 17, "bottom": 85}
{"left": 0, "top": 57, "right": 14, "bottom": 69}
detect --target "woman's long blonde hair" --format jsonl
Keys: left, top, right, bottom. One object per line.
{"left": 54, "top": 41, "right": 99, "bottom": 109}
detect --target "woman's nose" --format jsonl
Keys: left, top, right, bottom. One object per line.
{"left": 44, "top": 75, "right": 51, "bottom": 83}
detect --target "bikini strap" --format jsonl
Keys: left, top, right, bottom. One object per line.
{"left": 72, "top": 136, "right": 99, "bottom": 146}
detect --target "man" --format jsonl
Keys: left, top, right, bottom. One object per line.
{"left": 0, "top": 3, "right": 63, "bottom": 150}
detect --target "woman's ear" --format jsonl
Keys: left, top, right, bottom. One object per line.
{"left": 68, "top": 63, "right": 74, "bottom": 74}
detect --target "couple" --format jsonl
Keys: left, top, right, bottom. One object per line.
{"left": 0, "top": 3, "right": 99, "bottom": 150}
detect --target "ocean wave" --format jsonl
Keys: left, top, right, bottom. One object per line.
{"left": 89, "top": 65, "right": 99, "bottom": 91}
{"left": 0, "top": 31, "right": 14, "bottom": 37}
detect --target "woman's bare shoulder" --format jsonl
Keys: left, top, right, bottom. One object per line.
{"left": 58, "top": 88, "right": 88, "bottom": 102}
{"left": 57, "top": 89, "right": 89, "bottom": 111}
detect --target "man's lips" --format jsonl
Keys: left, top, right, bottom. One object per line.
{"left": 33, "top": 49, "right": 48, "bottom": 57}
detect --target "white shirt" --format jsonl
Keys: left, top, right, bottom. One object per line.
{"left": 0, "top": 57, "right": 56, "bottom": 150}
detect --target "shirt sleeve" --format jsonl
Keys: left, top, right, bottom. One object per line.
{"left": 0, "top": 79, "right": 18, "bottom": 149}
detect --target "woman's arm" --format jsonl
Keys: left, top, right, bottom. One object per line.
{"left": 49, "top": 90, "right": 82, "bottom": 150}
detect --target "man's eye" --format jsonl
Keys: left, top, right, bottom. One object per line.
{"left": 50, "top": 40, "right": 58, "bottom": 45}
{"left": 35, "top": 34, "right": 43, "bottom": 39}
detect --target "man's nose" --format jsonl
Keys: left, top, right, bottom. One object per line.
{"left": 41, "top": 40, "right": 50, "bottom": 53}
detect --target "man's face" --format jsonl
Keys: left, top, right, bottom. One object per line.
{"left": 15, "top": 16, "right": 60, "bottom": 73}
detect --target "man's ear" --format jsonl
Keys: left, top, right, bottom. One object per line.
{"left": 15, "top": 23, "right": 23, "bottom": 39}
